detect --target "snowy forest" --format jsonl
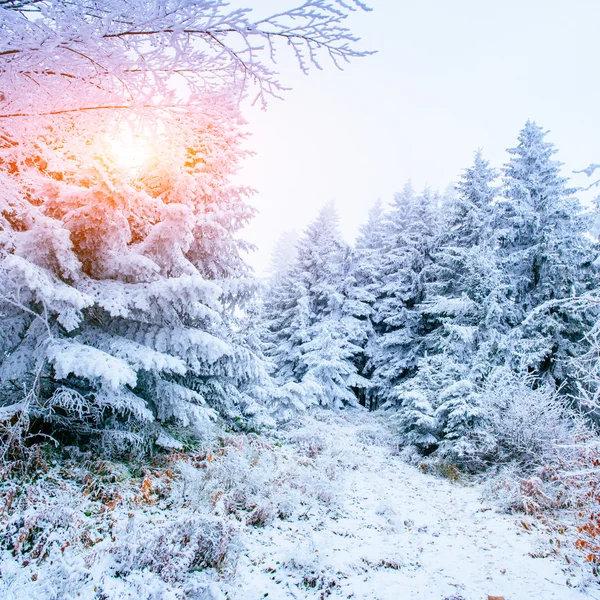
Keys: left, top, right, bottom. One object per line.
{"left": 2, "top": 1, "right": 600, "bottom": 599}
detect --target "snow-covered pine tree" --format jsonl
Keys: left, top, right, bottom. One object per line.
{"left": 412, "top": 152, "right": 502, "bottom": 462}
{"left": 0, "top": 103, "right": 268, "bottom": 452}
{"left": 495, "top": 121, "right": 598, "bottom": 389}
{"left": 369, "top": 184, "right": 440, "bottom": 410}
{"left": 263, "top": 204, "right": 368, "bottom": 410}
{"left": 446, "top": 150, "right": 497, "bottom": 248}
{"left": 396, "top": 390, "right": 438, "bottom": 452}
{"left": 267, "top": 230, "right": 299, "bottom": 283}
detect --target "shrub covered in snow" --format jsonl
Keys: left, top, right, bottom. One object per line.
{"left": 481, "top": 371, "right": 587, "bottom": 466}
{"left": 0, "top": 411, "right": 358, "bottom": 599}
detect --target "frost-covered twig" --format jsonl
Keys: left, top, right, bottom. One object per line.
{"left": 573, "top": 164, "right": 600, "bottom": 191}
{"left": 0, "top": 0, "right": 373, "bottom": 114}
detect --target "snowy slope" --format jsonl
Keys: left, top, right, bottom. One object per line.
{"left": 226, "top": 411, "right": 599, "bottom": 600}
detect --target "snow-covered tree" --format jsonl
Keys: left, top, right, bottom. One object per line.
{"left": 267, "top": 230, "right": 299, "bottom": 283}
{"left": 494, "top": 121, "right": 598, "bottom": 387}
{"left": 0, "top": 103, "right": 267, "bottom": 451}
{"left": 447, "top": 151, "right": 497, "bottom": 248}
{"left": 396, "top": 390, "right": 438, "bottom": 452}
{"left": 263, "top": 204, "right": 368, "bottom": 409}
{"left": 369, "top": 184, "right": 440, "bottom": 408}
{"left": 410, "top": 153, "right": 503, "bottom": 460}
{"left": 425, "top": 151, "right": 499, "bottom": 349}
{"left": 347, "top": 199, "right": 387, "bottom": 407}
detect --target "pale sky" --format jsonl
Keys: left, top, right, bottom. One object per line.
{"left": 233, "top": 0, "right": 600, "bottom": 275}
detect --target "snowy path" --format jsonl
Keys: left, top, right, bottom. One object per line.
{"left": 225, "top": 411, "right": 600, "bottom": 600}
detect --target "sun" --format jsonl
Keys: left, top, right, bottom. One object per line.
{"left": 107, "top": 124, "right": 153, "bottom": 175}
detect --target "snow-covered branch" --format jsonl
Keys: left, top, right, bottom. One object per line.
{"left": 573, "top": 164, "right": 600, "bottom": 191}
{"left": 0, "top": 0, "right": 372, "bottom": 117}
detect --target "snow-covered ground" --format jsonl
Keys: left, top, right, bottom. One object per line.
{"left": 226, "top": 411, "right": 600, "bottom": 600}
{"left": 3, "top": 409, "right": 599, "bottom": 600}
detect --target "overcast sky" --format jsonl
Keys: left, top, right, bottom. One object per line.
{"left": 233, "top": 0, "right": 600, "bottom": 275}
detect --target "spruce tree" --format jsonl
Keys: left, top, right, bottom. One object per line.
{"left": 263, "top": 204, "right": 368, "bottom": 409}
{"left": 267, "top": 230, "right": 299, "bottom": 283}
{"left": 419, "top": 153, "right": 502, "bottom": 462}
{"left": 351, "top": 199, "right": 387, "bottom": 408}
{"left": 0, "top": 106, "right": 267, "bottom": 452}
{"left": 495, "top": 121, "right": 598, "bottom": 387}
{"left": 369, "top": 184, "right": 440, "bottom": 409}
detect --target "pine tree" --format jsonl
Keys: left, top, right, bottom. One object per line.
{"left": 263, "top": 204, "right": 367, "bottom": 409}
{"left": 448, "top": 150, "right": 497, "bottom": 248}
{"left": 396, "top": 390, "right": 438, "bottom": 452}
{"left": 426, "top": 154, "right": 499, "bottom": 455}
{"left": 267, "top": 230, "right": 299, "bottom": 283}
{"left": 350, "top": 199, "right": 387, "bottom": 408}
{"left": 495, "top": 121, "right": 598, "bottom": 387}
{"left": 369, "top": 184, "right": 440, "bottom": 409}
{"left": 0, "top": 105, "right": 267, "bottom": 452}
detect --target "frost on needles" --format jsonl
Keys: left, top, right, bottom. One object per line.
{"left": 0, "top": 102, "right": 270, "bottom": 453}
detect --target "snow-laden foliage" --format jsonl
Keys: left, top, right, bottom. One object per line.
{"left": 495, "top": 121, "right": 598, "bottom": 388}
{"left": 368, "top": 184, "right": 441, "bottom": 409}
{"left": 0, "top": 0, "right": 371, "bottom": 448}
{"left": 395, "top": 152, "right": 505, "bottom": 464}
{"left": 262, "top": 121, "right": 599, "bottom": 472}
{"left": 350, "top": 198, "right": 387, "bottom": 408}
{"left": 0, "top": 100, "right": 270, "bottom": 450}
{"left": 262, "top": 204, "right": 368, "bottom": 410}
{"left": 0, "top": 410, "right": 360, "bottom": 599}
{"left": 571, "top": 308, "right": 600, "bottom": 419}
{"left": 480, "top": 370, "right": 586, "bottom": 466}
{"left": 373, "top": 125, "right": 596, "bottom": 467}
{"left": 0, "top": 0, "right": 372, "bottom": 116}
{"left": 478, "top": 372, "right": 600, "bottom": 584}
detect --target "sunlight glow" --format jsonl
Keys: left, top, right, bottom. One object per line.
{"left": 107, "top": 125, "right": 153, "bottom": 176}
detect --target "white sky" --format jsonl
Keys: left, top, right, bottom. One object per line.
{"left": 233, "top": 0, "right": 600, "bottom": 275}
